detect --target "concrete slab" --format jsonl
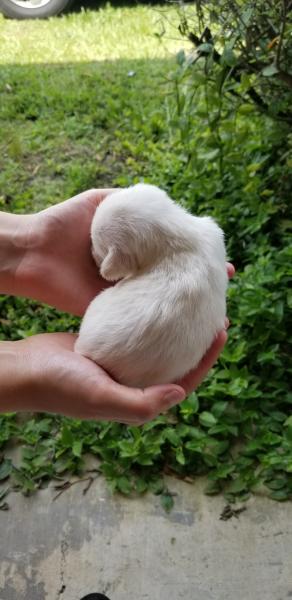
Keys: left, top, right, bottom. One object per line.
{"left": 0, "top": 477, "right": 291, "bottom": 600}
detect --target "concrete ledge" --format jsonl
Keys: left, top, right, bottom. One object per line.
{"left": 0, "top": 478, "right": 291, "bottom": 600}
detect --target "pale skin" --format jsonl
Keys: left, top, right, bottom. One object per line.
{"left": 0, "top": 189, "right": 235, "bottom": 424}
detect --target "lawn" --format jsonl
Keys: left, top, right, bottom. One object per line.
{"left": 0, "top": 2, "right": 291, "bottom": 508}
{"left": 0, "top": 3, "right": 188, "bottom": 212}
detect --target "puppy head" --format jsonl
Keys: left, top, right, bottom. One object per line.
{"left": 91, "top": 184, "right": 177, "bottom": 281}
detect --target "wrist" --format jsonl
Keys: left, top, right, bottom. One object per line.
{"left": 0, "top": 211, "right": 38, "bottom": 297}
{"left": 0, "top": 339, "right": 35, "bottom": 413}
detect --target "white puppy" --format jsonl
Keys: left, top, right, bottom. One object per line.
{"left": 75, "top": 184, "right": 227, "bottom": 388}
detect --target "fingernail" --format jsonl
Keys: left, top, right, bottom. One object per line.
{"left": 164, "top": 390, "right": 185, "bottom": 406}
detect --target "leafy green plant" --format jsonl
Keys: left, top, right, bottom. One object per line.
{"left": 157, "top": 0, "right": 292, "bottom": 501}
{"left": 0, "top": 3, "right": 291, "bottom": 509}
{"left": 177, "top": 0, "right": 292, "bottom": 124}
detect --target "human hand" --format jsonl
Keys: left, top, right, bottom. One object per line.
{"left": 4, "top": 189, "right": 115, "bottom": 315}
{"left": 0, "top": 323, "right": 230, "bottom": 423}
{"left": 0, "top": 333, "right": 186, "bottom": 422}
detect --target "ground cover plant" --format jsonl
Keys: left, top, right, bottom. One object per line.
{"left": 0, "top": 1, "right": 291, "bottom": 511}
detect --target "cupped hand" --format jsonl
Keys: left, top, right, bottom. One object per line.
{"left": 13, "top": 332, "right": 185, "bottom": 423}
{"left": 11, "top": 326, "right": 228, "bottom": 423}
{"left": 11, "top": 263, "right": 234, "bottom": 422}
{"left": 18, "top": 189, "right": 115, "bottom": 316}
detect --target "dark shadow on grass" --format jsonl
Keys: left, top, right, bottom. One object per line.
{"left": 71, "top": 0, "right": 171, "bottom": 15}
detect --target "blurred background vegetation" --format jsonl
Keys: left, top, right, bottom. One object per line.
{"left": 0, "top": 0, "right": 291, "bottom": 510}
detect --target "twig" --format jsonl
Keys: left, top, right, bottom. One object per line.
{"left": 276, "top": 0, "right": 289, "bottom": 69}
{"left": 220, "top": 504, "right": 247, "bottom": 521}
{"left": 53, "top": 476, "right": 96, "bottom": 501}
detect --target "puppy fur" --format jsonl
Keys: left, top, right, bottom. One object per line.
{"left": 75, "top": 184, "right": 228, "bottom": 387}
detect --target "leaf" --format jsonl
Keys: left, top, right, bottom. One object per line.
{"left": 228, "top": 378, "right": 247, "bottom": 396}
{"left": 261, "top": 432, "right": 282, "bottom": 445}
{"left": 164, "top": 428, "right": 180, "bottom": 446}
{"left": 221, "top": 47, "right": 237, "bottom": 67}
{"left": 199, "top": 412, "right": 217, "bottom": 428}
{"left": 0, "top": 459, "right": 12, "bottom": 481}
{"left": 242, "top": 8, "right": 253, "bottom": 26}
{"left": 227, "top": 478, "right": 248, "bottom": 494}
{"left": 285, "top": 426, "right": 292, "bottom": 442}
{"left": 0, "top": 487, "right": 9, "bottom": 502}
{"left": 175, "top": 448, "right": 186, "bottom": 465}
{"left": 266, "top": 478, "right": 287, "bottom": 491}
{"left": 197, "top": 148, "right": 220, "bottom": 161}
{"left": 117, "top": 476, "right": 132, "bottom": 495}
{"left": 135, "top": 478, "right": 148, "bottom": 494}
{"left": 238, "top": 104, "right": 256, "bottom": 114}
{"left": 180, "top": 394, "right": 199, "bottom": 420}
{"left": 72, "top": 440, "right": 83, "bottom": 458}
{"left": 136, "top": 456, "right": 154, "bottom": 466}
{"left": 247, "top": 162, "right": 263, "bottom": 173}
{"left": 61, "top": 426, "right": 74, "bottom": 447}
{"left": 216, "top": 68, "right": 228, "bottom": 92}
{"left": 197, "top": 43, "right": 213, "bottom": 54}
{"left": 205, "top": 439, "right": 229, "bottom": 456}
{"left": 262, "top": 64, "right": 279, "bottom": 77}
{"left": 222, "top": 341, "right": 247, "bottom": 362}
{"left": 213, "top": 464, "right": 235, "bottom": 479}
{"left": 204, "top": 480, "right": 221, "bottom": 495}
{"left": 180, "top": 393, "right": 199, "bottom": 414}
{"left": 149, "top": 479, "right": 165, "bottom": 495}
{"left": 240, "top": 73, "right": 253, "bottom": 92}
{"left": 176, "top": 49, "right": 186, "bottom": 66}
{"left": 160, "top": 492, "right": 174, "bottom": 512}
{"left": 54, "top": 456, "right": 73, "bottom": 474}
{"left": 188, "top": 427, "right": 205, "bottom": 440}
{"left": 211, "top": 401, "right": 228, "bottom": 418}
{"left": 185, "top": 440, "right": 203, "bottom": 453}
{"left": 269, "top": 489, "right": 290, "bottom": 501}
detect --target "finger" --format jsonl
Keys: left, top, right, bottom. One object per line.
{"left": 177, "top": 330, "right": 228, "bottom": 395}
{"left": 82, "top": 188, "right": 120, "bottom": 209}
{"left": 42, "top": 332, "right": 78, "bottom": 350}
{"left": 92, "top": 379, "right": 186, "bottom": 423}
{"left": 227, "top": 262, "right": 235, "bottom": 278}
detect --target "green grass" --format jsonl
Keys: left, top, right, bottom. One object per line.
{"left": 0, "top": 3, "right": 187, "bottom": 63}
{"left": 0, "top": 3, "right": 291, "bottom": 508}
{"left": 0, "top": 4, "right": 188, "bottom": 212}
{"left": 0, "top": 58, "right": 173, "bottom": 212}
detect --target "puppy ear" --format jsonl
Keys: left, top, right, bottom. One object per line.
{"left": 100, "top": 246, "right": 136, "bottom": 281}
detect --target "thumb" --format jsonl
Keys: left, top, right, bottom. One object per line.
{"left": 144, "top": 384, "right": 186, "bottom": 412}
{"left": 99, "top": 380, "right": 186, "bottom": 424}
